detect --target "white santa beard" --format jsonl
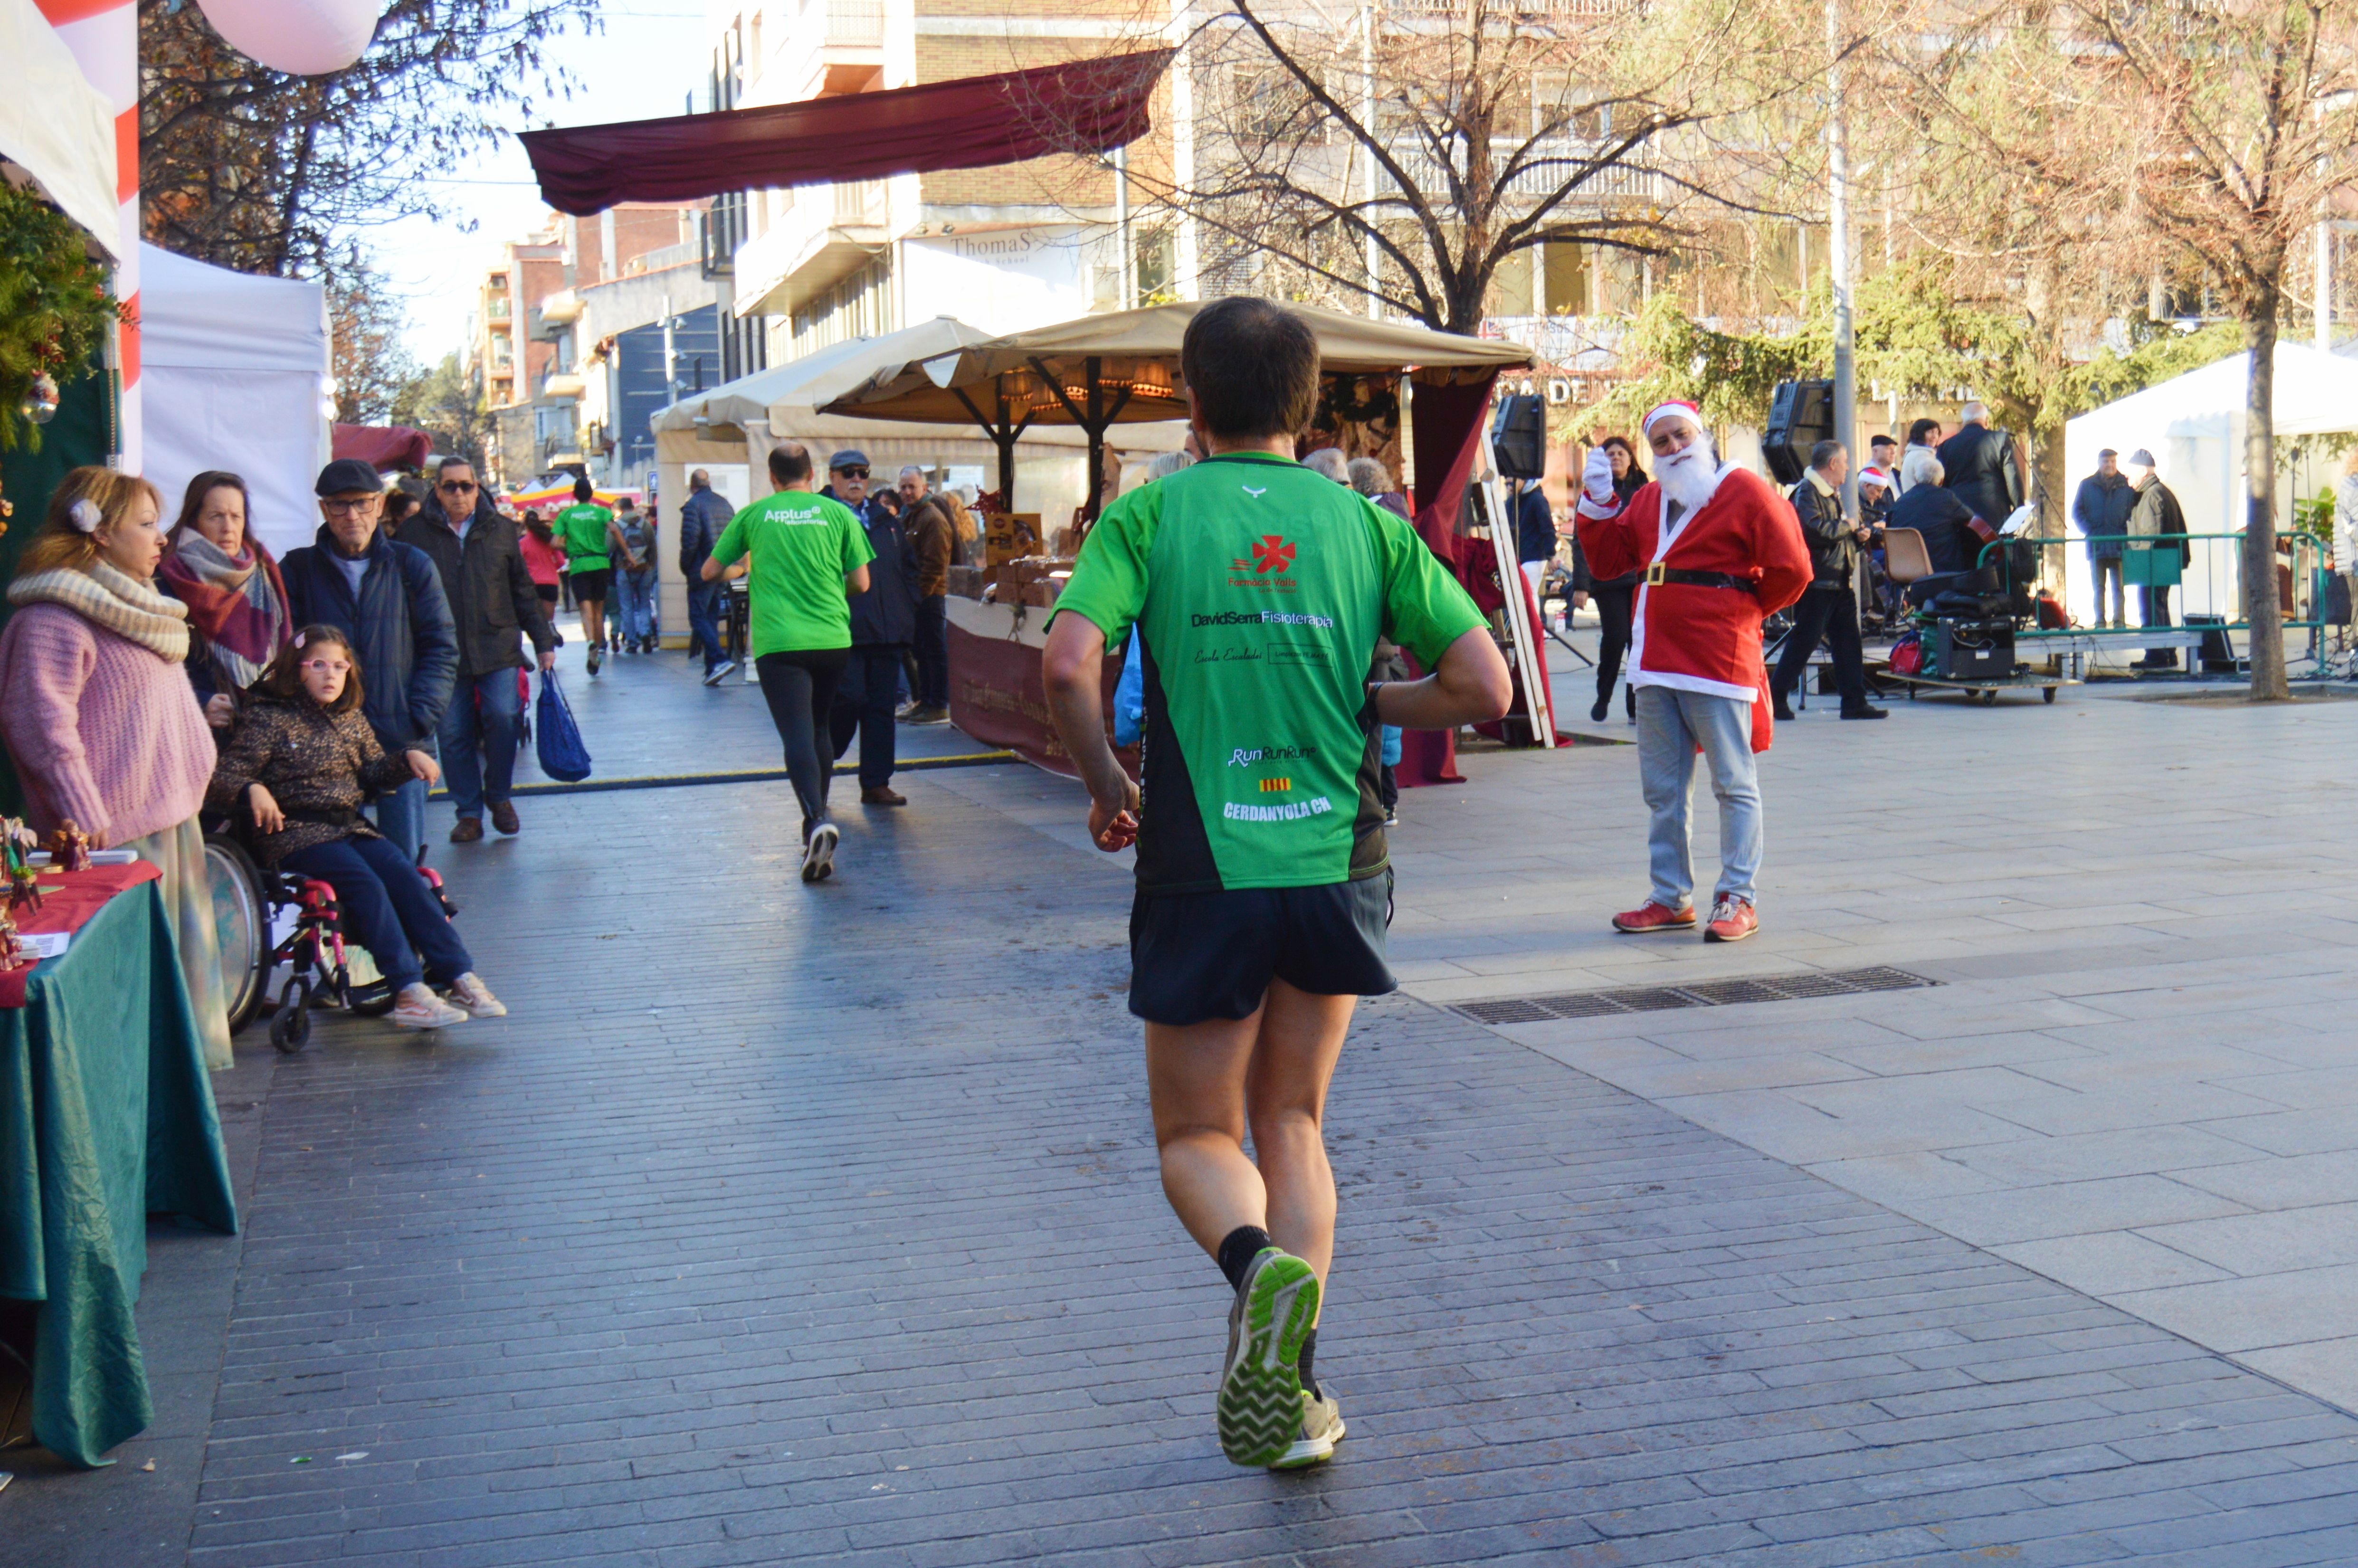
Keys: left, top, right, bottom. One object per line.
{"left": 1655, "top": 440, "right": 1721, "bottom": 513}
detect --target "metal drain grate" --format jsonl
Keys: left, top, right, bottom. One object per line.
{"left": 1453, "top": 966, "right": 1937, "bottom": 1025}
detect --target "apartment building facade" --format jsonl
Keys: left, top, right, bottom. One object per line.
{"left": 479, "top": 204, "right": 711, "bottom": 492}
{"left": 703, "top": 0, "right": 1155, "bottom": 373}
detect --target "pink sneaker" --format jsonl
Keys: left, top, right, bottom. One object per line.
{"left": 1705, "top": 898, "right": 1758, "bottom": 942}
{"left": 1613, "top": 901, "right": 1697, "bottom": 934}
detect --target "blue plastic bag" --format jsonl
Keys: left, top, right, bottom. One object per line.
{"left": 534, "top": 669, "right": 592, "bottom": 783}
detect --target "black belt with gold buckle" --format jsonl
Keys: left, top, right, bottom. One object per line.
{"left": 1645, "top": 563, "right": 1757, "bottom": 593}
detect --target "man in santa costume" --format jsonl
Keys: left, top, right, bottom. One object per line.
{"left": 1574, "top": 401, "right": 1812, "bottom": 942}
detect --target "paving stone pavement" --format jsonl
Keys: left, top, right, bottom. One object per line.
{"left": 18, "top": 712, "right": 2358, "bottom": 1566}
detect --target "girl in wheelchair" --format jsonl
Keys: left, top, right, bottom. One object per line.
{"left": 208, "top": 625, "right": 507, "bottom": 1030}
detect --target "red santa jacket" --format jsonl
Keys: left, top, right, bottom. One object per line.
{"left": 1579, "top": 466, "right": 1812, "bottom": 751}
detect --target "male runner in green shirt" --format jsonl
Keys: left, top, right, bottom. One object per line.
{"left": 553, "top": 477, "right": 618, "bottom": 675}
{"left": 704, "top": 440, "right": 873, "bottom": 882}
{"left": 1044, "top": 297, "right": 1511, "bottom": 1470}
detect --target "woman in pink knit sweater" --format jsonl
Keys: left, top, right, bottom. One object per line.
{"left": 0, "top": 466, "right": 232, "bottom": 1068}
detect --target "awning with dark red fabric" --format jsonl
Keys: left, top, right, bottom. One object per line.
{"left": 332, "top": 423, "right": 432, "bottom": 472}
{"left": 518, "top": 50, "right": 1172, "bottom": 217}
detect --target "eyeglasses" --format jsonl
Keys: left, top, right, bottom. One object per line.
{"left": 299, "top": 659, "right": 353, "bottom": 676}
{"left": 438, "top": 480, "right": 478, "bottom": 493}
{"left": 835, "top": 467, "right": 870, "bottom": 480}
{"left": 321, "top": 497, "right": 377, "bottom": 515}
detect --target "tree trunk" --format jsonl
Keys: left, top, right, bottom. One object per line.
{"left": 2244, "top": 300, "right": 2291, "bottom": 700}
{"left": 2030, "top": 422, "right": 2069, "bottom": 596}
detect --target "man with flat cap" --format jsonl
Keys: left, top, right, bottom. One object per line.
{"left": 2073, "top": 447, "right": 2135, "bottom": 628}
{"left": 279, "top": 458, "right": 458, "bottom": 862}
{"left": 819, "top": 448, "right": 918, "bottom": 806}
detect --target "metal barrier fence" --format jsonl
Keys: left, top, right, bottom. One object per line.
{"left": 2011, "top": 532, "right": 2333, "bottom": 671}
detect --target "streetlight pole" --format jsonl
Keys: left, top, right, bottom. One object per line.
{"left": 1827, "top": 0, "right": 1857, "bottom": 522}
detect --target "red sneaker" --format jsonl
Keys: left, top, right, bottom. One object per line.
{"left": 1613, "top": 901, "right": 1696, "bottom": 934}
{"left": 1704, "top": 898, "right": 1758, "bottom": 942}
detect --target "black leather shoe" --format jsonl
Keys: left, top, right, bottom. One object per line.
{"left": 1840, "top": 706, "right": 1889, "bottom": 721}
{"left": 1589, "top": 697, "right": 1610, "bottom": 722}
{"left": 1772, "top": 700, "right": 1797, "bottom": 722}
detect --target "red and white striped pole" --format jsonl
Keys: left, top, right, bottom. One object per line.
{"left": 35, "top": 0, "right": 140, "bottom": 472}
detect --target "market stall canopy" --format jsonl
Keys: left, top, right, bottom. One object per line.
{"left": 518, "top": 50, "right": 1170, "bottom": 217}
{"left": 823, "top": 300, "right": 1533, "bottom": 429}
{"left": 333, "top": 422, "right": 431, "bottom": 472}
{"left": 652, "top": 316, "right": 1186, "bottom": 452}
{"left": 652, "top": 316, "right": 996, "bottom": 437}
{"left": 140, "top": 242, "right": 329, "bottom": 559}
{"left": 1, "top": 0, "right": 122, "bottom": 255}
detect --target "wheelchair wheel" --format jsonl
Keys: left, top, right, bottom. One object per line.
{"left": 270, "top": 977, "right": 313, "bottom": 1053}
{"left": 203, "top": 833, "right": 270, "bottom": 1033}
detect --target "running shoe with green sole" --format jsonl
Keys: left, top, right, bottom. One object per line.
{"left": 1268, "top": 1387, "right": 1345, "bottom": 1470}
{"left": 1217, "top": 1247, "right": 1321, "bottom": 1467}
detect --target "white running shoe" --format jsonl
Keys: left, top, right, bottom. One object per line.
{"left": 445, "top": 973, "right": 507, "bottom": 1018}
{"left": 703, "top": 659, "right": 737, "bottom": 687}
{"left": 801, "top": 822, "right": 839, "bottom": 883}
{"left": 390, "top": 983, "right": 468, "bottom": 1029}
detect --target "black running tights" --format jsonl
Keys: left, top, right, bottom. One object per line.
{"left": 756, "top": 649, "right": 849, "bottom": 836}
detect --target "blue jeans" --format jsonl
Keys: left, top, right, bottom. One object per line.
{"left": 1635, "top": 684, "right": 1761, "bottom": 909}
{"left": 615, "top": 569, "right": 656, "bottom": 642}
{"left": 686, "top": 578, "right": 725, "bottom": 670}
{"left": 438, "top": 667, "right": 523, "bottom": 819}
{"left": 371, "top": 776, "right": 428, "bottom": 864}
{"left": 280, "top": 833, "right": 472, "bottom": 991}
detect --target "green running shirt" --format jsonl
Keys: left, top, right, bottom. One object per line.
{"left": 554, "top": 503, "right": 614, "bottom": 574}
{"left": 710, "top": 489, "right": 874, "bottom": 656}
{"left": 1052, "top": 451, "right": 1486, "bottom": 893}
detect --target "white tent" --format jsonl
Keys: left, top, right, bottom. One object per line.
{"left": 2062, "top": 342, "right": 2358, "bottom": 625}
{"left": 139, "top": 243, "right": 331, "bottom": 558}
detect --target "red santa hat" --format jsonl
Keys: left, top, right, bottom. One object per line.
{"left": 1642, "top": 400, "right": 1703, "bottom": 438}
{"left": 1859, "top": 466, "right": 1892, "bottom": 490}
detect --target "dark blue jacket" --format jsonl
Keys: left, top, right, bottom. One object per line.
{"left": 677, "top": 485, "right": 733, "bottom": 576}
{"left": 280, "top": 525, "right": 459, "bottom": 752}
{"left": 824, "top": 489, "right": 918, "bottom": 648}
{"left": 2073, "top": 471, "right": 2136, "bottom": 560}
{"left": 1515, "top": 484, "right": 1557, "bottom": 565}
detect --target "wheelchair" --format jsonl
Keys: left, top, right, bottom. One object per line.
{"left": 202, "top": 821, "right": 457, "bottom": 1053}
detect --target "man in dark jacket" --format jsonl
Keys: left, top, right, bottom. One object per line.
{"left": 677, "top": 469, "right": 736, "bottom": 685}
{"left": 820, "top": 450, "right": 917, "bottom": 805}
{"left": 1935, "top": 401, "right": 2025, "bottom": 530}
{"left": 396, "top": 457, "right": 556, "bottom": 842}
{"left": 896, "top": 465, "right": 956, "bottom": 724}
{"left": 2124, "top": 449, "right": 2190, "bottom": 669}
{"left": 2073, "top": 448, "right": 2136, "bottom": 628}
{"left": 1514, "top": 477, "right": 1558, "bottom": 607}
{"left": 280, "top": 458, "right": 459, "bottom": 862}
{"left": 1770, "top": 441, "right": 1884, "bottom": 722}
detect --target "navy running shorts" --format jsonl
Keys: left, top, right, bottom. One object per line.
{"left": 1128, "top": 871, "right": 1395, "bottom": 1026}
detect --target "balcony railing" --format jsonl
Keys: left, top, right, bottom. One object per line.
{"left": 486, "top": 298, "right": 511, "bottom": 322}
{"left": 818, "top": 0, "right": 882, "bottom": 44}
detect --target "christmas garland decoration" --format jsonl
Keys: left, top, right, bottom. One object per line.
{"left": 0, "top": 182, "right": 121, "bottom": 452}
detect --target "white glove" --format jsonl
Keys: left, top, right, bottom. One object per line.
{"left": 1581, "top": 446, "right": 1616, "bottom": 505}
{"left": 1576, "top": 446, "right": 1621, "bottom": 521}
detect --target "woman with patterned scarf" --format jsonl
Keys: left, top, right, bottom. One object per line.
{"left": 157, "top": 469, "right": 294, "bottom": 728}
{"left": 0, "top": 466, "right": 233, "bottom": 1067}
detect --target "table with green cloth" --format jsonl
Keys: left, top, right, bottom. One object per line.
{"left": 0, "top": 868, "right": 238, "bottom": 1467}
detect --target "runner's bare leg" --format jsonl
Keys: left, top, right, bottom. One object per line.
{"left": 1145, "top": 979, "right": 1355, "bottom": 1282}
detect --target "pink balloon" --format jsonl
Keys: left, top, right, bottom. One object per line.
{"left": 198, "top": 0, "right": 377, "bottom": 76}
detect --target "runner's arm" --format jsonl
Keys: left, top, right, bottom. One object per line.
{"left": 1370, "top": 626, "right": 1511, "bottom": 731}
{"left": 1041, "top": 614, "right": 1140, "bottom": 852}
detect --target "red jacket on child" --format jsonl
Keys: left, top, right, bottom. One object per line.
{"left": 1578, "top": 465, "right": 1812, "bottom": 751}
